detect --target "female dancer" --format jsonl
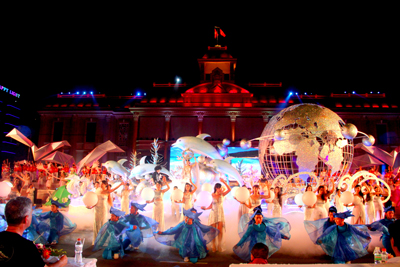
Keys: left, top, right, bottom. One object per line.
{"left": 177, "top": 177, "right": 197, "bottom": 211}
{"left": 233, "top": 206, "right": 291, "bottom": 262}
{"left": 303, "top": 184, "right": 315, "bottom": 220}
{"left": 90, "top": 180, "right": 123, "bottom": 243}
{"left": 334, "top": 188, "right": 345, "bottom": 213}
{"left": 374, "top": 183, "right": 384, "bottom": 220}
{"left": 345, "top": 184, "right": 366, "bottom": 224}
{"left": 240, "top": 184, "right": 271, "bottom": 212}
{"left": 272, "top": 187, "right": 285, "bottom": 218}
{"left": 201, "top": 177, "right": 231, "bottom": 252}
{"left": 26, "top": 183, "right": 35, "bottom": 204}
{"left": 365, "top": 180, "right": 376, "bottom": 224}
{"left": 147, "top": 176, "right": 170, "bottom": 231}
{"left": 312, "top": 183, "right": 333, "bottom": 220}
{"left": 119, "top": 181, "right": 135, "bottom": 213}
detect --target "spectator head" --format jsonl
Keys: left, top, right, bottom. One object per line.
{"left": 5, "top": 197, "right": 32, "bottom": 228}
{"left": 154, "top": 165, "right": 162, "bottom": 172}
{"left": 251, "top": 243, "right": 269, "bottom": 261}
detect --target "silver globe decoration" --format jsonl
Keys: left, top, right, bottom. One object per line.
{"left": 341, "top": 123, "right": 358, "bottom": 139}
{"left": 362, "top": 135, "right": 375, "bottom": 146}
{"left": 222, "top": 138, "right": 231, "bottom": 146}
{"left": 240, "top": 139, "right": 252, "bottom": 149}
{"left": 259, "top": 104, "right": 354, "bottom": 181}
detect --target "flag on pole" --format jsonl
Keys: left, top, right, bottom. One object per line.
{"left": 214, "top": 28, "right": 218, "bottom": 39}
{"left": 219, "top": 28, "right": 226, "bottom": 37}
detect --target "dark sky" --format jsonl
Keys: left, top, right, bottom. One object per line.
{"left": 0, "top": 7, "right": 397, "bottom": 104}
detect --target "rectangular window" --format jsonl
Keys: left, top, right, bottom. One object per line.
{"left": 376, "top": 124, "right": 388, "bottom": 145}
{"left": 86, "top": 122, "right": 96, "bottom": 142}
{"left": 118, "top": 123, "right": 129, "bottom": 146}
{"left": 53, "top": 122, "right": 63, "bottom": 141}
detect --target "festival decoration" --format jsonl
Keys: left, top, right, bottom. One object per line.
{"left": 141, "top": 187, "right": 155, "bottom": 201}
{"left": 172, "top": 134, "right": 223, "bottom": 160}
{"left": 234, "top": 186, "right": 250, "bottom": 203}
{"left": 195, "top": 191, "right": 212, "bottom": 207}
{"left": 210, "top": 159, "right": 243, "bottom": 186}
{"left": 171, "top": 188, "right": 184, "bottom": 201}
{"left": 76, "top": 140, "right": 124, "bottom": 173}
{"left": 302, "top": 191, "right": 317, "bottom": 206}
{"left": 294, "top": 193, "right": 304, "bottom": 206}
{"left": 103, "top": 160, "right": 129, "bottom": 180}
{"left": 82, "top": 192, "right": 98, "bottom": 208}
{"left": 340, "top": 191, "right": 354, "bottom": 205}
{"left": 0, "top": 181, "right": 11, "bottom": 197}
{"left": 41, "top": 151, "right": 75, "bottom": 166}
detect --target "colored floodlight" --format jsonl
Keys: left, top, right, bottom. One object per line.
{"left": 83, "top": 91, "right": 86, "bottom": 94}
{"left": 352, "top": 91, "right": 355, "bottom": 94}
{"left": 137, "top": 92, "right": 141, "bottom": 96}
{"left": 90, "top": 91, "right": 93, "bottom": 95}
{"left": 76, "top": 91, "right": 79, "bottom": 94}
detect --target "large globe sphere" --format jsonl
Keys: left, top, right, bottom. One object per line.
{"left": 259, "top": 104, "right": 353, "bottom": 181}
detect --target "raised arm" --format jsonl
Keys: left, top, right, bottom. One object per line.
{"left": 189, "top": 177, "right": 197, "bottom": 193}
{"left": 220, "top": 177, "right": 231, "bottom": 197}
{"left": 161, "top": 177, "right": 170, "bottom": 193}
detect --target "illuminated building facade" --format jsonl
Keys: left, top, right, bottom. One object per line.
{"left": 0, "top": 85, "right": 23, "bottom": 162}
{"left": 36, "top": 46, "right": 400, "bottom": 167}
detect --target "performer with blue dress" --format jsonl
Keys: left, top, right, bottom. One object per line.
{"left": 155, "top": 208, "right": 219, "bottom": 263}
{"left": 316, "top": 210, "right": 371, "bottom": 264}
{"left": 0, "top": 203, "right": 7, "bottom": 232}
{"left": 36, "top": 199, "right": 77, "bottom": 245}
{"left": 121, "top": 202, "right": 159, "bottom": 250}
{"left": 304, "top": 206, "right": 337, "bottom": 244}
{"left": 93, "top": 207, "right": 130, "bottom": 259}
{"left": 368, "top": 206, "right": 396, "bottom": 255}
{"left": 22, "top": 207, "right": 48, "bottom": 244}
{"left": 233, "top": 206, "right": 291, "bottom": 262}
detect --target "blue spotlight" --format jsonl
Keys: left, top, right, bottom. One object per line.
{"left": 76, "top": 91, "right": 79, "bottom": 95}
{"left": 295, "top": 92, "right": 298, "bottom": 95}
{"left": 304, "top": 92, "right": 307, "bottom": 95}
{"left": 176, "top": 77, "right": 180, "bottom": 83}
{"left": 352, "top": 91, "right": 355, "bottom": 94}
{"left": 378, "top": 92, "right": 380, "bottom": 94}
{"left": 289, "top": 92, "right": 293, "bottom": 96}
{"left": 90, "top": 91, "right": 93, "bottom": 95}
{"left": 83, "top": 91, "right": 86, "bottom": 94}
{"left": 137, "top": 92, "right": 141, "bottom": 96}
{"left": 68, "top": 92, "right": 71, "bottom": 94}
{"left": 61, "top": 92, "right": 63, "bottom": 95}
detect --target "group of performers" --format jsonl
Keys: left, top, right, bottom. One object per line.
{"left": 1, "top": 159, "right": 400, "bottom": 264}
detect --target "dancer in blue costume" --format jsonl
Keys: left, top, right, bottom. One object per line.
{"left": 93, "top": 207, "right": 130, "bottom": 259}
{"left": 0, "top": 204, "right": 7, "bottom": 232}
{"left": 155, "top": 208, "right": 219, "bottom": 263}
{"left": 317, "top": 210, "right": 371, "bottom": 264}
{"left": 368, "top": 206, "right": 396, "bottom": 255}
{"left": 121, "top": 202, "right": 159, "bottom": 250}
{"left": 304, "top": 206, "right": 337, "bottom": 244}
{"left": 22, "top": 207, "right": 48, "bottom": 244}
{"left": 233, "top": 206, "right": 291, "bottom": 262}
{"left": 36, "top": 199, "right": 76, "bottom": 245}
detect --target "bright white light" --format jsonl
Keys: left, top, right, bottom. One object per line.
{"left": 76, "top": 91, "right": 79, "bottom": 95}
{"left": 352, "top": 91, "right": 355, "bottom": 94}
{"left": 83, "top": 91, "right": 86, "bottom": 94}
{"left": 137, "top": 92, "right": 141, "bottom": 96}
{"left": 90, "top": 91, "right": 93, "bottom": 95}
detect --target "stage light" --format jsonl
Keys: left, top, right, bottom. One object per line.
{"left": 76, "top": 91, "right": 79, "bottom": 95}
{"left": 295, "top": 92, "right": 298, "bottom": 95}
{"left": 90, "top": 91, "right": 93, "bottom": 95}
{"left": 144, "top": 93, "right": 146, "bottom": 96}
{"left": 352, "top": 91, "right": 355, "bottom": 94}
{"left": 344, "top": 91, "right": 346, "bottom": 93}
{"left": 370, "top": 91, "right": 373, "bottom": 94}
{"left": 176, "top": 77, "right": 180, "bottom": 83}
{"left": 304, "top": 92, "right": 307, "bottom": 95}
{"left": 289, "top": 92, "right": 293, "bottom": 96}
{"left": 137, "top": 92, "right": 141, "bottom": 96}
{"left": 68, "top": 92, "right": 71, "bottom": 94}
{"left": 61, "top": 92, "right": 63, "bottom": 94}
{"left": 378, "top": 92, "right": 380, "bottom": 94}
{"left": 83, "top": 91, "right": 86, "bottom": 94}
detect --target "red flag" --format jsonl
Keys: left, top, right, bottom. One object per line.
{"left": 214, "top": 28, "right": 218, "bottom": 39}
{"left": 219, "top": 28, "right": 226, "bottom": 37}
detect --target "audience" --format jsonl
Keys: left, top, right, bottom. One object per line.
{"left": 0, "top": 197, "right": 67, "bottom": 267}
{"left": 249, "top": 243, "right": 269, "bottom": 264}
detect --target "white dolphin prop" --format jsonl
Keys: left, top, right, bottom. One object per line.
{"left": 172, "top": 134, "right": 223, "bottom": 160}
{"left": 129, "top": 163, "right": 175, "bottom": 180}
{"left": 65, "top": 174, "right": 82, "bottom": 198}
{"left": 103, "top": 159, "right": 129, "bottom": 180}
{"left": 210, "top": 158, "right": 243, "bottom": 186}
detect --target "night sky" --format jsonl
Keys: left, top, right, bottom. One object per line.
{"left": 1, "top": 7, "right": 397, "bottom": 105}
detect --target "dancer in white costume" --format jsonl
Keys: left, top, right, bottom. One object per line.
{"left": 346, "top": 184, "right": 366, "bottom": 224}
{"left": 234, "top": 186, "right": 251, "bottom": 221}
{"left": 312, "top": 184, "right": 333, "bottom": 220}
{"left": 119, "top": 181, "right": 135, "bottom": 213}
{"left": 272, "top": 187, "right": 285, "bottom": 218}
{"left": 201, "top": 177, "right": 231, "bottom": 252}
{"left": 90, "top": 180, "right": 123, "bottom": 244}
{"left": 147, "top": 176, "right": 170, "bottom": 231}
{"left": 304, "top": 185, "right": 315, "bottom": 220}
{"left": 178, "top": 177, "right": 197, "bottom": 210}
{"left": 365, "top": 180, "right": 376, "bottom": 224}
{"left": 26, "top": 183, "right": 35, "bottom": 203}
{"left": 170, "top": 186, "right": 181, "bottom": 220}
{"left": 334, "top": 188, "right": 345, "bottom": 213}
{"left": 373, "top": 184, "right": 384, "bottom": 220}
{"left": 237, "top": 184, "right": 271, "bottom": 213}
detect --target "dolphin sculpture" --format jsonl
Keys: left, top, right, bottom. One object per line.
{"left": 129, "top": 163, "right": 175, "bottom": 180}
{"left": 172, "top": 134, "right": 223, "bottom": 160}
{"left": 103, "top": 160, "right": 129, "bottom": 180}
{"left": 210, "top": 159, "right": 243, "bottom": 186}
{"left": 65, "top": 174, "right": 82, "bottom": 198}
